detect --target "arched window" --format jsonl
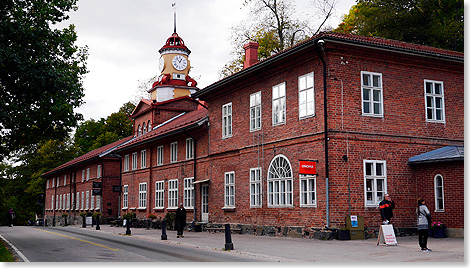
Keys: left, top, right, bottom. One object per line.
{"left": 434, "top": 174, "right": 445, "bottom": 211}
{"left": 138, "top": 125, "right": 142, "bottom": 137}
{"left": 142, "top": 122, "right": 146, "bottom": 135}
{"left": 267, "top": 155, "right": 293, "bottom": 207}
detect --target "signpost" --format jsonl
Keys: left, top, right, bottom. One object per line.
{"left": 299, "top": 160, "right": 318, "bottom": 175}
{"left": 377, "top": 224, "right": 397, "bottom": 246}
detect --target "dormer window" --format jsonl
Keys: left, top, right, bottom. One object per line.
{"left": 142, "top": 122, "right": 146, "bottom": 135}
{"left": 147, "top": 120, "right": 152, "bottom": 132}
{"left": 138, "top": 125, "right": 142, "bottom": 137}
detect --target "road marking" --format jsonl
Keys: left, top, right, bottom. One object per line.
{"left": 34, "top": 228, "right": 119, "bottom": 252}
{"left": 0, "top": 234, "right": 30, "bottom": 262}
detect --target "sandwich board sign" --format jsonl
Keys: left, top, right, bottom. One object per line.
{"left": 377, "top": 224, "right": 397, "bottom": 246}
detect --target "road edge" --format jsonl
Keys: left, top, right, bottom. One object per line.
{"left": 0, "top": 234, "right": 29, "bottom": 262}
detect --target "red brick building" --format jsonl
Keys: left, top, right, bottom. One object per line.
{"left": 190, "top": 32, "right": 463, "bottom": 236}
{"left": 43, "top": 137, "right": 131, "bottom": 225}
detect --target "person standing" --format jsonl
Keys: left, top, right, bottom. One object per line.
{"left": 417, "top": 198, "right": 432, "bottom": 252}
{"left": 7, "top": 208, "right": 15, "bottom": 227}
{"left": 175, "top": 203, "right": 186, "bottom": 238}
{"left": 379, "top": 194, "right": 395, "bottom": 224}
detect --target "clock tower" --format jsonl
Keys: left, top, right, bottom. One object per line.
{"left": 149, "top": 32, "right": 198, "bottom": 102}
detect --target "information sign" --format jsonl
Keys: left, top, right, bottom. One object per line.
{"left": 377, "top": 224, "right": 397, "bottom": 246}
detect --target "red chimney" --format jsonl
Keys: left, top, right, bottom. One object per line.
{"left": 243, "top": 41, "right": 259, "bottom": 69}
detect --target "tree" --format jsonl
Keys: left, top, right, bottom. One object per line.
{"left": 220, "top": 0, "right": 337, "bottom": 78}
{"left": 334, "top": 0, "right": 463, "bottom": 52}
{"left": 0, "top": 0, "right": 88, "bottom": 159}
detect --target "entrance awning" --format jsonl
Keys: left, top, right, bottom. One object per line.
{"left": 192, "top": 179, "right": 210, "bottom": 184}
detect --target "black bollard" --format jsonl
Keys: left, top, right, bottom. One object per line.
{"left": 161, "top": 220, "right": 167, "bottom": 240}
{"left": 82, "top": 216, "right": 86, "bottom": 228}
{"left": 126, "top": 218, "right": 131, "bottom": 235}
{"left": 52, "top": 218, "right": 55, "bottom": 227}
{"left": 224, "top": 224, "right": 234, "bottom": 250}
{"left": 96, "top": 216, "right": 100, "bottom": 230}
{"left": 45, "top": 219, "right": 48, "bottom": 227}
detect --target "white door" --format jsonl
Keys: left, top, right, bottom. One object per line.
{"left": 201, "top": 185, "right": 209, "bottom": 222}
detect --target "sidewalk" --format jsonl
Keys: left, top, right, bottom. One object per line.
{"left": 75, "top": 225, "right": 464, "bottom": 262}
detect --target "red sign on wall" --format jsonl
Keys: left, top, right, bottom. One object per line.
{"left": 299, "top": 160, "right": 318, "bottom": 175}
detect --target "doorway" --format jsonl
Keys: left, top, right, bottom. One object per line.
{"left": 201, "top": 185, "right": 209, "bottom": 222}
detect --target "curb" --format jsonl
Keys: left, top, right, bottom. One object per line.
{"left": 0, "top": 234, "right": 29, "bottom": 262}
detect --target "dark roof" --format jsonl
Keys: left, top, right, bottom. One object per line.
{"left": 408, "top": 146, "right": 464, "bottom": 165}
{"left": 115, "top": 108, "right": 208, "bottom": 152}
{"left": 193, "top": 32, "right": 463, "bottom": 99}
{"left": 42, "top": 136, "right": 133, "bottom": 177}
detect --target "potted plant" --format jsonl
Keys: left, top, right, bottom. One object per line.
{"left": 147, "top": 213, "right": 157, "bottom": 220}
{"left": 79, "top": 212, "right": 87, "bottom": 228}
{"left": 430, "top": 222, "right": 446, "bottom": 238}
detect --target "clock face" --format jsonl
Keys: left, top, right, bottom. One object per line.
{"left": 172, "top": 55, "right": 188, "bottom": 71}
{"left": 158, "top": 57, "right": 164, "bottom": 72}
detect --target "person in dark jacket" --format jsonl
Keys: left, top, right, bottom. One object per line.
{"left": 7, "top": 208, "right": 15, "bottom": 227}
{"left": 175, "top": 203, "right": 186, "bottom": 238}
{"left": 417, "top": 197, "right": 432, "bottom": 252}
{"left": 379, "top": 194, "right": 395, "bottom": 224}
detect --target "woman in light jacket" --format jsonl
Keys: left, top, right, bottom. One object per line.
{"left": 417, "top": 198, "right": 432, "bottom": 252}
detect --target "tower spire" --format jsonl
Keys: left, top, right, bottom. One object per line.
{"left": 172, "top": 2, "right": 177, "bottom": 33}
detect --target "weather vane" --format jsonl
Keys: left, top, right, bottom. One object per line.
{"left": 172, "top": 2, "right": 177, "bottom": 33}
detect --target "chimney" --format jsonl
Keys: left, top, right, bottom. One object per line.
{"left": 243, "top": 41, "right": 259, "bottom": 69}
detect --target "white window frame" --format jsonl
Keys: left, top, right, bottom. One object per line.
{"left": 81, "top": 170, "right": 84, "bottom": 182}
{"left": 51, "top": 195, "right": 54, "bottom": 210}
{"left": 85, "top": 190, "right": 89, "bottom": 210}
{"left": 139, "top": 183, "right": 147, "bottom": 209}
{"left": 81, "top": 192, "right": 84, "bottom": 210}
{"left": 168, "top": 179, "right": 178, "bottom": 209}
{"left": 184, "top": 177, "right": 194, "bottom": 209}
{"left": 186, "top": 138, "right": 194, "bottom": 160}
{"left": 97, "top": 165, "right": 102, "bottom": 178}
{"left": 267, "top": 155, "right": 293, "bottom": 207}
{"left": 250, "top": 91, "right": 262, "bottom": 131}
{"left": 64, "top": 175, "right": 67, "bottom": 186}
{"left": 124, "top": 155, "right": 129, "bottom": 171}
{"left": 86, "top": 168, "right": 90, "bottom": 181}
{"left": 55, "top": 194, "right": 59, "bottom": 210}
{"left": 424, "top": 80, "right": 445, "bottom": 123}
{"left": 298, "top": 72, "right": 315, "bottom": 119}
{"left": 90, "top": 194, "right": 94, "bottom": 211}
{"left": 141, "top": 150, "right": 147, "bottom": 169}
{"left": 300, "top": 175, "right": 317, "bottom": 207}
{"left": 155, "top": 181, "right": 165, "bottom": 209}
{"left": 96, "top": 195, "right": 100, "bottom": 210}
{"left": 170, "top": 142, "right": 178, "bottom": 163}
{"left": 224, "top": 172, "right": 235, "bottom": 208}
{"left": 132, "top": 152, "right": 138, "bottom": 170}
{"left": 272, "top": 82, "right": 286, "bottom": 126}
{"left": 122, "top": 185, "right": 129, "bottom": 209}
{"left": 250, "top": 168, "right": 262, "bottom": 207}
{"left": 59, "top": 194, "right": 62, "bottom": 210}
{"left": 364, "top": 160, "right": 387, "bottom": 207}
{"left": 361, "top": 71, "right": 383, "bottom": 117}
{"left": 222, "top": 103, "right": 233, "bottom": 138}
{"left": 157, "top": 146, "right": 164, "bottom": 166}
{"left": 67, "top": 193, "right": 70, "bottom": 210}
{"left": 56, "top": 177, "right": 59, "bottom": 187}
{"left": 147, "top": 120, "right": 152, "bottom": 132}
{"left": 52, "top": 177, "right": 55, "bottom": 188}
{"left": 76, "top": 192, "right": 80, "bottom": 211}
{"left": 434, "top": 174, "right": 445, "bottom": 212}
{"left": 46, "top": 179, "right": 49, "bottom": 189}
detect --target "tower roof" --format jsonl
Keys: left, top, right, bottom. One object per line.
{"left": 159, "top": 32, "right": 191, "bottom": 55}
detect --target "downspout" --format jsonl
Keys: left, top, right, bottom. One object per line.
{"left": 315, "top": 39, "right": 329, "bottom": 228}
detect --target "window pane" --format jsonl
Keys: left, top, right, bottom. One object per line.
{"left": 373, "top": 90, "right": 381, "bottom": 102}
{"left": 307, "top": 75, "right": 314, "bottom": 88}
{"left": 299, "top": 91, "right": 306, "bottom": 105}
{"left": 376, "top": 163, "right": 383, "bottom": 176}
{"left": 362, "top": 73, "right": 370, "bottom": 86}
{"left": 427, "top": 108, "right": 433, "bottom": 119}
{"left": 373, "top": 75, "right": 380, "bottom": 87}
{"left": 307, "top": 89, "right": 314, "bottom": 103}
{"left": 273, "top": 86, "right": 279, "bottom": 99}
{"left": 426, "top": 96, "right": 434, "bottom": 108}
{"left": 436, "top": 109, "right": 442, "bottom": 120}
{"left": 435, "top": 97, "right": 442, "bottom": 108}
{"left": 279, "top": 83, "right": 286, "bottom": 97}
{"left": 435, "top": 83, "right": 441, "bottom": 94}
{"left": 426, "top": 82, "right": 433, "bottom": 94}
{"left": 374, "top": 103, "right": 381, "bottom": 114}
{"left": 365, "top": 163, "right": 372, "bottom": 176}
{"left": 299, "top": 76, "right": 306, "bottom": 90}
{"left": 363, "top": 88, "right": 370, "bottom": 101}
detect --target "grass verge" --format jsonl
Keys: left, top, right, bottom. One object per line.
{"left": 0, "top": 239, "right": 15, "bottom": 262}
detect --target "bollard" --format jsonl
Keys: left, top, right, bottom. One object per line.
{"left": 82, "top": 216, "right": 86, "bottom": 228}
{"left": 52, "top": 218, "right": 55, "bottom": 227}
{"left": 96, "top": 216, "right": 100, "bottom": 230}
{"left": 161, "top": 220, "right": 167, "bottom": 240}
{"left": 146, "top": 219, "right": 150, "bottom": 230}
{"left": 45, "top": 219, "right": 47, "bottom": 227}
{"left": 126, "top": 218, "right": 131, "bottom": 235}
{"left": 224, "top": 224, "right": 234, "bottom": 250}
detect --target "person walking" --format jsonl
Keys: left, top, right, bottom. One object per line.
{"left": 379, "top": 194, "right": 395, "bottom": 225}
{"left": 7, "top": 208, "right": 15, "bottom": 227}
{"left": 417, "top": 198, "right": 432, "bottom": 252}
{"left": 175, "top": 203, "right": 186, "bottom": 238}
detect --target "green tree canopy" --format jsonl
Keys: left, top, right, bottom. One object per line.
{"left": 0, "top": 0, "right": 88, "bottom": 159}
{"left": 334, "top": 0, "right": 463, "bottom": 52}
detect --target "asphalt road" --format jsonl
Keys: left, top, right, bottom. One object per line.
{"left": 0, "top": 226, "right": 261, "bottom": 262}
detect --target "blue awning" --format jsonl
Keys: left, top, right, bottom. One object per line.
{"left": 408, "top": 146, "right": 464, "bottom": 165}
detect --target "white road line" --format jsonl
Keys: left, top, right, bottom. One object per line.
{"left": 0, "top": 234, "right": 30, "bottom": 262}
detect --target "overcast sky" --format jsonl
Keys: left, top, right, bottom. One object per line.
{"left": 64, "top": 0, "right": 357, "bottom": 121}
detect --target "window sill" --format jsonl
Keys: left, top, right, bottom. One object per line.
{"left": 361, "top": 113, "right": 384, "bottom": 118}
{"left": 222, "top": 207, "right": 236, "bottom": 211}
{"left": 121, "top": 207, "right": 128, "bottom": 210}
{"left": 137, "top": 207, "right": 147, "bottom": 210}
{"left": 153, "top": 208, "right": 164, "bottom": 211}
